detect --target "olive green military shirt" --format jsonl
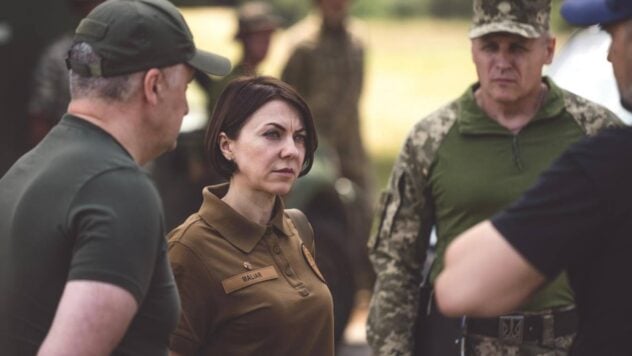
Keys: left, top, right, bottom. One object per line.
{"left": 367, "top": 78, "right": 622, "bottom": 356}
{"left": 168, "top": 184, "right": 334, "bottom": 356}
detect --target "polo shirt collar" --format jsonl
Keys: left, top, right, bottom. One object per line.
{"left": 458, "top": 76, "right": 565, "bottom": 135}
{"left": 61, "top": 114, "right": 134, "bottom": 160}
{"left": 197, "top": 184, "right": 292, "bottom": 253}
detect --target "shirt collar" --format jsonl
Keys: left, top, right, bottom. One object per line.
{"left": 197, "top": 183, "right": 291, "bottom": 253}
{"left": 61, "top": 114, "right": 134, "bottom": 160}
{"left": 457, "top": 76, "right": 566, "bottom": 135}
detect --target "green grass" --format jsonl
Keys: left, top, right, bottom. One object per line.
{"left": 361, "top": 18, "right": 476, "bottom": 161}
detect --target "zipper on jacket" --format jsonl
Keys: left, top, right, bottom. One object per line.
{"left": 512, "top": 135, "right": 524, "bottom": 171}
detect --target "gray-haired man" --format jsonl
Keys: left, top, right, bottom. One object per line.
{"left": 437, "top": 1, "right": 632, "bottom": 355}
{"left": 0, "top": 0, "right": 229, "bottom": 354}
{"left": 366, "top": 0, "right": 621, "bottom": 355}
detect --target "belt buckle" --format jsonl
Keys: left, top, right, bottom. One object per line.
{"left": 498, "top": 315, "right": 524, "bottom": 344}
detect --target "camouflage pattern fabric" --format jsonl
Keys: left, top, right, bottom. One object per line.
{"left": 563, "top": 92, "right": 623, "bottom": 136}
{"left": 366, "top": 102, "right": 458, "bottom": 356}
{"left": 366, "top": 82, "right": 622, "bottom": 356}
{"left": 469, "top": 0, "right": 551, "bottom": 39}
{"left": 281, "top": 24, "right": 371, "bottom": 193}
{"left": 466, "top": 334, "right": 575, "bottom": 356}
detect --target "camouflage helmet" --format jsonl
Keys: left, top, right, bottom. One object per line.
{"left": 235, "top": 1, "right": 280, "bottom": 38}
{"left": 469, "top": 0, "right": 551, "bottom": 39}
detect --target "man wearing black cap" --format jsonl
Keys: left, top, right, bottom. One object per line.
{"left": 151, "top": 1, "right": 280, "bottom": 234}
{"left": 0, "top": 0, "right": 230, "bottom": 354}
{"left": 436, "top": 1, "right": 632, "bottom": 354}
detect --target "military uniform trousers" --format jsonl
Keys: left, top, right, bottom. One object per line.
{"left": 416, "top": 297, "right": 577, "bottom": 356}
{"left": 465, "top": 306, "right": 577, "bottom": 356}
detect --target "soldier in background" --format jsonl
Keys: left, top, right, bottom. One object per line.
{"left": 152, "top": 1, "right": 280, "bottom": 231}
{"left": 282, "top": 0, "right": 371, "bottom": 198}
{"left": 366, "top": 0, "right": 622, "bottom": 355}
{"left": 281, "top": 0, "right": 375, "bottom": 310}
{"left": 196, "top": 1, "right": 280, "bottom": 113}
{"left": 26, "top": 0, "right": 104, "bottom": 146}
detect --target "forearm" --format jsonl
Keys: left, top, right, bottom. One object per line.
{"left": 367, "top": 254, "right": 423, "bottom": 356}
{"left": 38, "top": 280, "right": 137, "bottom": 356}
{"left": 366, "top": 134, "right": 433, "bottom": 355}
{"left": 435, "top": 221, "right": 545, "bottom": 317}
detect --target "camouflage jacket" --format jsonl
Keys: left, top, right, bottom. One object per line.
{"left": 281, "top": 24, "right": 371, "bottom": 192}
{"left": 366, "top": 78, "right": 622, "bottom": 356}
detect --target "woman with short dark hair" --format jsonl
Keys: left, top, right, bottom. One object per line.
{"left": 167, "top": 76, "right": 333, "bottom": 356}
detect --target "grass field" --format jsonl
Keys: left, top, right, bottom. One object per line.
{"left": 181, "top": 8, "right": 568, "bottom": 191}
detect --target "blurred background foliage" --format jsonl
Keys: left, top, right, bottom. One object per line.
{"left": 174, "top": 0, "right": 571, "bottom": 31}
{"left": 168, "top": 0, "right": 573, "bottom": 30}
{"left": 174, "top": 0, "right": 576, "bottom": 190}
{"left": 0, "top": 0, "right": 578, "bottom": 178}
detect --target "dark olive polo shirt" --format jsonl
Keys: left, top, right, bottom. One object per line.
{"left": 168, "top": 184, "right": 334, "bottom": 356}
{"left": 0, "top": 115, "right": 179, "bottom": 355}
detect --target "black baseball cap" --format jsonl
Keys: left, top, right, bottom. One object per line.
{"left": 561, "top": 0, "right": 632, "bottom": 26}
{"left": 67, "top": 0, "right": 231, "bottom": 77}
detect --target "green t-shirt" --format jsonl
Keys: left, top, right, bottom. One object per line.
{"left": 0, "top": 115, "right": 179, "bottom": 355}
{"left": 428, "top": 80, "right": 583, "bottom": 310}
{"left": 366, "top": 76, "right": 621, "bottom": 355}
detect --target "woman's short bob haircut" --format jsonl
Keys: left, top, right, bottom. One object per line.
{"left": 205, "top": 76, "right": 318, "bottom": 180}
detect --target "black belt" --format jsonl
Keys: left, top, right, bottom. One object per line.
{"left": 466, "top": 307, "right": 578, "bottom": 344}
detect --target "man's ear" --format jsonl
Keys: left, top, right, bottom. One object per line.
{"left": 218, "top": 132, "right": 234, "bottom": 161}
{"left": 544, "top": 36, "right": 556, "bottom": 65}
{"left": 143, "top": 68, "right": 162, "bottom": 105}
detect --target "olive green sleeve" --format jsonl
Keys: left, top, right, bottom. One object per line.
{"left": 168, "top": 241, "right": 215, "bottom": 355}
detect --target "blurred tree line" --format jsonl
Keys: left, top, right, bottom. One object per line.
{"left": 173, "top": 0, "right": 571, "bottom": 31}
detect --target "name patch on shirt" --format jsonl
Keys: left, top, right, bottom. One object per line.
{"left": 221, "top": 266, "right": 278, "bottom": 294}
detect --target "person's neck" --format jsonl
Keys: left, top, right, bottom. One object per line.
{"left": 67, "top": 98, "right": 152, "bottom": 165}
{"left": 238, "top": 60, "right": 258, "bottom": 75}
{"left": 222, "top": 180, "right": 276, "bottom": 226}
{"left": 475, "top": 82, "right": 548, "bottom": 134}
{"left": 321, "top": 19, "right": 346, "bottom": 34}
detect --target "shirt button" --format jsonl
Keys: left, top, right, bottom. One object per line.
{"left": 273, "top": 245, "right": 281, "bottom": 254}
{"left": 285, "top": 267, "right": 294, "bottom": 276}
{"left": 299, "top": 289, "right": 310, "bottom": 297}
